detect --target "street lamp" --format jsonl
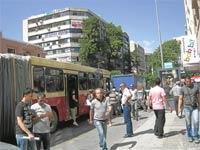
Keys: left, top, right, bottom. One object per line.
{"left": 154, "top": 0, "right": 164, "bottom": 69}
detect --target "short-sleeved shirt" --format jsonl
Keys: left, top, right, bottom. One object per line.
{"left": 121, "top": 88, "right": 132, "bottom": 105}
{"left": 90, "top": 98, "right": 111, "bottom": 121}
{"left": 149, "top": 86, "right": 166, "bottom": 110}
{"left": 180, "top": 85, "right": 199, "bottom": 107}
{"left": 31, "top": 103, "right": 52, "bottom": 133}
{"left": 15, "top": 101, "right": 33, "bottom": 135}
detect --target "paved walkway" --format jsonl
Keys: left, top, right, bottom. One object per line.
{"left": 114, "top": 111, "right": 200, "bottom": 150}
{"left": 52, "top": 111, "right": 200, "bottom": 150}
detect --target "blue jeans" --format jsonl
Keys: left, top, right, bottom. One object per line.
{"left": 16, "top": 134, "right": 35, "bottom": 150}
{"left": 94, "top": 120, "right": 108, "bottom": 150}
{"left": 123, "top": 105, "right": 133, "bottom": 136}
{"left": 184, "top": 106, "right": 199, "bottom": 140}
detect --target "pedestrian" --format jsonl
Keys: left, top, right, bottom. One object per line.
{"left": 129, "top": 84, "right": 138, "bottom": 120}
{"left": 86, "top": 89, "right": 94, "bottom": 106}
{"left": 89, "top": 88, "right": 112, "bottom": 150}
{"left": 169, "top": 81, "right": 181, "bottom": 116}
{"left": 148, "top": 78, "right": 172, "bottom": 139}
{"left": 120, "top": 82, "right": 134, "bottom": 138}
{"left": 178, "top": 76, "right": 200, "bottom": 143}
{"left": 31, "top": 93, "right": 53, "bottom": 150}
{"left": 105, "top": 91, "right": 112, "bottom": 127}
{"left": 69, "top": 89, "right": 79, "bottom": 126}
{"left": 15, "top": 88, "right": 35, "bottom": 150}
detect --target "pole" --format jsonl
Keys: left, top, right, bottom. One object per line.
{"left": 154, "top": 0, "right": 164, "bottom": 69}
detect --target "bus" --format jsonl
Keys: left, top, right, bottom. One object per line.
{"left": 0, "top": 54, "right": 110, "bottom": 142}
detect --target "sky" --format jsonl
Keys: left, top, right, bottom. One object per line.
{"left": 0, "top": 0, "right": 185, "bottom": 53}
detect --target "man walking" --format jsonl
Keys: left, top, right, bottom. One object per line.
{"left": 148, "top": 78, "right": 172, "bottom": 138}
{"left": 15, "top": 88, "right": 35, "bottom": 150}
{"left": 179, "top": 76, "right": 199, "bottom": 143}
{"left": 89, "top": 88, "right": 111, "bottom": 150}
{"left": 31, "top": 93, "right": 53, "bottom": 150}
{"left": 120, "top": 83, "right": 133, "bottom": 138}
{"left": 169, "top": 81, "right": 181, "bottom": 116}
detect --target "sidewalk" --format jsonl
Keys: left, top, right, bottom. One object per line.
{"left": 52, "top": 111, "right": 199, "bottom": 150}
{"left": 113, "top": 111, "right": 200, "bottom": 150}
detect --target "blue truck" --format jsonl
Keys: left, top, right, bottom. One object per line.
{"left": 111, "top": 74, "right": 136, "bottom": 91}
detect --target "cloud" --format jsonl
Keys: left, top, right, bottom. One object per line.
{"left": 141, "top": 40, "right": 155, "bottom": 53}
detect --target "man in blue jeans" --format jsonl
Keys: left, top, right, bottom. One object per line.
{"left": 15, "top": 88, "right": 35, "bottom": 150}
{"left": 179, "top": 76, "right": 200, "bottom": 144}
{"left": 120, "top": 83, "right": 133, "bottom": 138}
{"left": 89, "top": 88, "right": 112, "bottom": 150}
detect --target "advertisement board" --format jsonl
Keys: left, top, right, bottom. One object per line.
{"left": 180, "top": 36, "right": 200, "bottom": 66}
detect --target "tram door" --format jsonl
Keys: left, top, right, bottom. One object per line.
{"left": 66, "top": 74, "right": 79, "bottom": 115}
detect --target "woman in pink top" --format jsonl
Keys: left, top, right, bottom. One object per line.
{"left": 148, "top": 78, "right": 172, "bottom": 138}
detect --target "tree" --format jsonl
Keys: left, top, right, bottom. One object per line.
{"left": 150, "top": 40, "right": 181, "bottom": 70}
{"left": 79, "top": 17, "right": 107, "bottom": 67}
{"left": 105, "top": 23, "right": 123, "bottom": 70}
{"left": 130, "top": 50, "right": 140, "bottom": 73}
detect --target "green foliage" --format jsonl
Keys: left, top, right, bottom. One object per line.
{"left": 79, "top": 17, "right": 124, "bottom": 70}
{"left": 110, "top": 70, "right": 122, "bottom": 76}
{"left": 142, "top": 72, "right": 158, "bottom": 88}
{"left": 79, "top": 17, "right": 107, "bottom": 66}
{"left": 130, "top": 50, "right": 140, "bottom": 72}
{"left": 106, "top": 23, "right": 123, "bottom": 59}
{"left": 150, "top": 40, "right": 181, "bottom": 69}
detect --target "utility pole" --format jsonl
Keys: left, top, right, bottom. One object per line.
{"left": 155, "top": 0, "right": 164, "bottom": 69}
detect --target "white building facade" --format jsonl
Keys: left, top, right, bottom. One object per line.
{"left": 23, "top": 8, "right": 103, "bottom": 62}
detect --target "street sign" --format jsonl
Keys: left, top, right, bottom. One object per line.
{"left": 164, "top": 62, "right": 173, "bottom": 69}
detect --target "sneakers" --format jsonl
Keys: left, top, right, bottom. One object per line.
{"left": 194, "top": 139, "right": 200, "bottom": 144}
{"left": 188, "top": 138, "right": 193, "bottom": 142}
{"left": 73, "top": 121, "right": 79, "bottom": 126}
{"left": 123, "top": 134, "right": 133, "bottom": 138}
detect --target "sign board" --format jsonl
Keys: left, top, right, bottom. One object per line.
{"left": 164, "top": 62, "right": 173, "bottom": 69}
{"left": 180, "top": 36, "right": 200, "bottom": 66}
{"left": 71, "top": 20, "right": 82, "bottom": 28}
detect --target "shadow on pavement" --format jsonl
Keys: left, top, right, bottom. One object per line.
{"left": 164, "top": 129, "right": 186, "bottom": 137}
{"left": 112, "top": 122, "right": 125, "bottom": 127}
{"left": 110, "top": 141, "right": 137, "bottom": 150}
{"left": 134, "top": 129, "right": 154, "bottom": 137}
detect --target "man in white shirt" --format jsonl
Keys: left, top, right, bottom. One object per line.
{"left": 120, "top": 83, "right": 133, "bottom": 138}
{"left": 31, "top": 93, "right": 52, "bottom": 150}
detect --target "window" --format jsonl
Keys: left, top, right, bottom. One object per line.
{"left": 78, "top": 72, "right": 88, "bottom": 90}
{"left": 7, "top": 48, "right": 15, "bottom": 54}
{"left": 33, "top": 67, "right": 45, "bottom": 92}
{"left": 88, "top": 73, "right": 96, "bottom": 89}
{"left": 45, "top": 68, "right": 64, "bottom": 92}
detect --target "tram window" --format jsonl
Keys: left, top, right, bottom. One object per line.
{"left": 78, "top": 72, "right": 88, "bottom": 90}
{"left": 45, "top": 68, "right": 64, "bottom": 92}
{"left": 95, "top": 73, "right": 103, "bottom": 88}
{"left": 33, "top": 67, "right": 45, "bottom": 92}
{"left": 88, "top": 73, "right": 96, "bottom": 89}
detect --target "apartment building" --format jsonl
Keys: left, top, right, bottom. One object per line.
{"left": 0, "top": 33, "right": 44, "bottom": 57}
{"left": 130, "top": 41, "right": 146, "bottom": 73}
{"left": 184, "top": 0, "right": 200, "bottom": 53}
{"left": 23, "top": 8, "right": 105, "bottom": 62}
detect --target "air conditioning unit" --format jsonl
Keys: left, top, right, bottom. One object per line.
{"left": 47, "top": 28, "right": 51, "bottom": 31}
{"left": 49, "top": 45, "right": 52, "bottom": 49}
{"left": 42, "top": 38, "right": 45, "bottom": 41}
{"left": 58, "top": 44, "right": 61, "bottom": 47}
{"left": 57, "top": 35, "right": 61, "bottom": 39}
{"left": 57, "top": 26, "right": 61, "bottom": 30}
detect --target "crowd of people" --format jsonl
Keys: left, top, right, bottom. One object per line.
{"left": 15, "top": 76, "right": 199, "bottom": 150}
